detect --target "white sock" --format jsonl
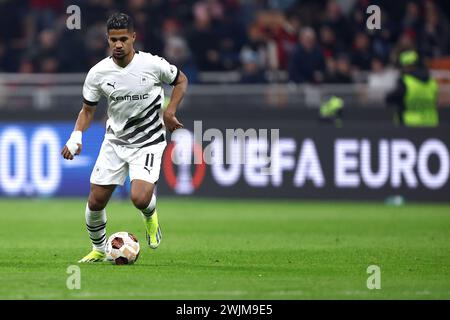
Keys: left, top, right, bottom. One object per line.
{"left": 141, "top": 194, "right": 157, "bottom": 219}
{"left": 85, "top": 203, "right": 107, "bottom": 253}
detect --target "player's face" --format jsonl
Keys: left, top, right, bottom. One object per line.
{"left": 107, "top": 29, "right": 136, "bottom": 60}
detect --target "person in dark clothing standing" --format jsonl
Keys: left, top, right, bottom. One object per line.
{"left": 288, "top": 27, "right": 326, "bottom": 83}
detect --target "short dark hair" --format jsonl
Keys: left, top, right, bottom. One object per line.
{"left": 106, "top": 13, "right": 134, "bottom": 32}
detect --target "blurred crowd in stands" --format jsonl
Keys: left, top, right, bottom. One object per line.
{"left": 0, "top": 0, "right": 449, "bottom": 84}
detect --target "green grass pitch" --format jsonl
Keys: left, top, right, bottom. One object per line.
{"left": 0, "top": 198, "right": 449, "bottom": 299}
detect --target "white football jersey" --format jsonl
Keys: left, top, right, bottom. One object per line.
{"left": 82, "top": 51, "right": 179, "bottom": 148}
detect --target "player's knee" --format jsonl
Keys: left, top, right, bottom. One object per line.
{"left": 88, "top": 195, "right": 108, "bottom": 211}
{"left": 130, "top": 192, "right": 151, "bottom": 210}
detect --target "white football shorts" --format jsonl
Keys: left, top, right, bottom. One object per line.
{"left": 90, "top": 139, "right": 166, "bottom": 186}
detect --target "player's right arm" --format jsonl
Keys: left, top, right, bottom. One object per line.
{"left": 61, "top": 66, "right": 101, "bottom": 160}
{"left": 61, "top": 103, "right": 96, "bottom": 160}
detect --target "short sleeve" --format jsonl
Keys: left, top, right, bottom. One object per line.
{"left": 158, "top": 57, "right": 179, "bottom": 85}
{"left": 82, "top": 68, "right": 101, "bottom": 105}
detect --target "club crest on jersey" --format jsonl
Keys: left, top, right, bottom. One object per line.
{"left": 140, "top": 76, "right": 149, "bottom": 85}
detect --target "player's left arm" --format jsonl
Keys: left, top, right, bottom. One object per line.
{"left": 164, "top": 70, "right": 188, "bottom": 133}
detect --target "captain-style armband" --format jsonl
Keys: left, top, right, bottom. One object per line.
{"left": 66, "top": 131, "right": 82, "bottom": 156}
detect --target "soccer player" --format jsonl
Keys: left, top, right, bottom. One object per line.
{"left": 61, "top": 13, "right": 188, "bottom": 262}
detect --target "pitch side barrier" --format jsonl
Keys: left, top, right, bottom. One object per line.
{"left": 0, "top": 122, "right": 448, "bottom": 202}
{"left": 157, "top": 120, "right": 450, "bottom": 202}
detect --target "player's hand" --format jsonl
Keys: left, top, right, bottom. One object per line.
{"left": 61, "top": 144, "right": 82, "bottom": 160}
{"left": 61, "top": 131, "right": 82, "bottom": 160}
{"left": 163, "top": 111, "right": 183, "bottom": 133}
